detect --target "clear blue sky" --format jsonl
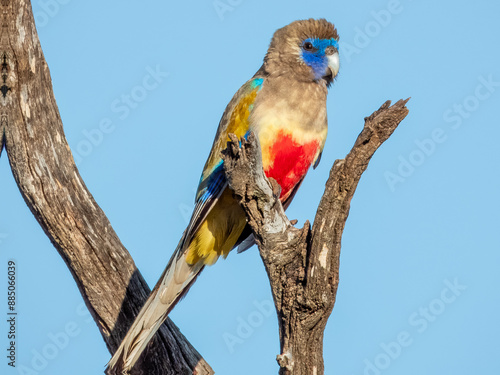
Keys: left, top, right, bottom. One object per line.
{"left": 1, "top": 0, "right": 499, "bottom": 374}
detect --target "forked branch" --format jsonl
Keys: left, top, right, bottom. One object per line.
{"left": 1, "top": 0, "right": 409, "bottom": 373}
{"left": 222, "top": 99, "right": 410, "bottom": 375}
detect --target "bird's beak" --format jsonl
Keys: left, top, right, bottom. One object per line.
{"left": 327, "top": 52, "right": 339, "bottom": 78}
{"left": 322, "top": 51, "right": 339, "bottom": 86}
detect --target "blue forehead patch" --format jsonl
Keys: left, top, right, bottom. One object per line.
{"left": 303, "top": 37, "right": 339, "bottom": 52}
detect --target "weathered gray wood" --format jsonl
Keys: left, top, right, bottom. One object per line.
{"left": 0, "top": 1, "right": 213, "bottom": 374}
{"left": 0, "top": 0, "right": 410, "bottom": 373}
{"left": 222, "top": 99, "right": 410, "bottom": 375}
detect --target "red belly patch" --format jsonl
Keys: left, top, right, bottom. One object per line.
{"left": 264, "top": 130, "right": 319, "bottom": 200}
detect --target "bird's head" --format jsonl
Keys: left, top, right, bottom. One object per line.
{"left": 264, "top": 19, "right": 339, "bottom": 87}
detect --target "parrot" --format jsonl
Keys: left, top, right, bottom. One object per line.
{"left": 107, "top": 18, "right": 339, "bottom": 373}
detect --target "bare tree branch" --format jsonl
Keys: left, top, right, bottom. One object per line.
{"left": 0, "top": 1, "right": 213, "bottom": 374}
{"left": 222, "top": 99, "right": 410, "bottom": 375}
{"left": 1, "top": 0, "right": 409, "bottom": 373}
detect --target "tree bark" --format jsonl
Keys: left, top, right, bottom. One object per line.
{"left": 0, "top": 1, "right": 213, "bottom": 374}
{"left": 0, "top": 0, "right": 410, "bottom": 374}
{"left": 222, "top": 99, "right": 409, "bottom": 375}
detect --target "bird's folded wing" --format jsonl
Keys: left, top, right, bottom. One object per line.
{"left": 182, "top": 77, "right": 265, "bottom": 247}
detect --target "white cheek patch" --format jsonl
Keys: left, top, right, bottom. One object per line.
{"left": 328, "top": 52, "right": 340, "bottom": 77}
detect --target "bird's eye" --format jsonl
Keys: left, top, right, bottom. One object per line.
{"left": 303, "top": 41, "right": 314, "bottom": 51}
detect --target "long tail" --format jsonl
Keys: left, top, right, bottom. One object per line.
{"left": 106, "top": 242, "right": 204, "bottom": 374}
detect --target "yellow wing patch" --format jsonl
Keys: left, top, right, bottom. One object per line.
{"left": 201, "top": 87, "right": 259, "bottom": 182}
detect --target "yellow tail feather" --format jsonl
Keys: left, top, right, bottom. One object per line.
{"left": 186, "top": 188, "right": 247, "bottom": 265}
